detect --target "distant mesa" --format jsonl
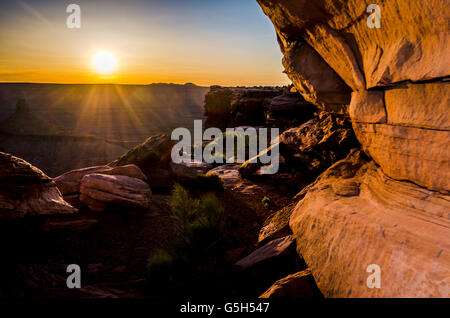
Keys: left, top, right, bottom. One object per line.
{"left": 0, "top": 98, "right": 70, "bottom": 136}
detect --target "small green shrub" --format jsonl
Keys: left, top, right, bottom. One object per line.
{"left": 170, "top": 183, "right": 199, "bottom": 225}
{"left": 147, "top": 184, "right": 233, "bottom": 294}
{"left": 261, "top": 196, "right": 270, "bottom": 208}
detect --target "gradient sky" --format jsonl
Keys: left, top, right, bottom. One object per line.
{"left": 0, "top": 0, "right": 289, "bottom": 86}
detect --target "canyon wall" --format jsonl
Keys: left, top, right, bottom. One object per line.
{"left": 257, "top": 0, "right": 449, "bottom": 297}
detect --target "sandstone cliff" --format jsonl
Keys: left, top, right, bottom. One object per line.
{"left": 257, "top": 0, "right": 449, "bottom": 297}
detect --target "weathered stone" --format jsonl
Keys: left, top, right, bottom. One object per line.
{"left": 170, "top": 161, "right": 213, "bottom": 181}
{"left": 100, "top": 165, "right": 147, "bottom": 181}
{"left": 280, "top": 112, "right": 358, "bottom": 175}
{"left": 259, "top": 269, "right": 321, "bottom": 298}
{"left": 290, "top": 150, "right": 450, "bottom": 297}
{"left": 258, "top": 203, "right": 294, "bottom": 245}
{"left": 384, "top": 82, "right": 450, "bottom": 130}
{"left": 54, "top": 166, "right": 121, "bottom": 195}
{"left": 349, "top": 90, "right": 386, "bottom": 124}
{"left": 304, "top": 23, "right": 366, "bottom": 91}
{"left": 235, "top": 235, "right": 296, "bottom": 271}
{"left": 0, "top": 152, "right": 77, "bottom": 217}
{"left": 80, "top": 174, "right": 151, "bottom": 212}
{"left": 282, "top": 42, "right": 351, "bottom": 114}
{"left": 258, "top": 0, "right": 449, "bottom": 88}
{"left": 353, "top": 123, "right": 449, "bottom": 193}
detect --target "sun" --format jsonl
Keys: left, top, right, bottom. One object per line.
{"left": 92, "top": 51, "right": 117, "bottom": 75}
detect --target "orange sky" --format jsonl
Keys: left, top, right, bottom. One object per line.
{"left": 0, "top": 0, "right": 290, "bottom": 86}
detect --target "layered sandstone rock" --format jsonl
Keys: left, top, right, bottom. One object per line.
{"left": 289, "top": 150, "right": 450, "bottom": 297}
{"left": 258, "top": 0, "right": 450, "bottom": 297}
{"left": 80, "top": 174, "right": 152, "bottom": 212}
{"left": 0, "top": 152, "right": 77, "bottom": 217}
{"left": 55, "top": 164, "right": 147, "bottom": 195}
{"left": 260, "top": 269, "right": 320, "bottom": 298}
{"left": 55, "top": 164, "right": 148, "bottom": 207}
{"left": 257, "top": 0, "right": 449, "bottom": 89}
{"left": 235, "top": 235, "right": 296, "bottom": 271}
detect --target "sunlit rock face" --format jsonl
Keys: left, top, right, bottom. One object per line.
{"left": 258, "top": 0, "right": 450, "bottom": 297}
{"left": 290, "top": 150, "right": 450, "bottom": 297}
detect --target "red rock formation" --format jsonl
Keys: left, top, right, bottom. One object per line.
{"left": 258, "top": 0, "right": 450, "bottom": 297}
{"left": 0, "top": 152, "right": 77, "bottom": 217}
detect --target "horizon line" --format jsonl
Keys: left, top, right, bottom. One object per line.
{"left": 0, "top": 81, "right": 287, "bottom": 88}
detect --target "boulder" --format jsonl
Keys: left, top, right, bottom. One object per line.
{"left": 290, "top": 150, "right": 450, "bottom": 297}
{"left": 55, "top": 164, "right": 149, "bottom": 208}
{"left": 55, "top": 166, "right": 113, "bottom": 195}
{"left": 109, "top": 134, "right": 173, "bottom": 189}
{"left": 280, "top": 112, "right": 358, "bottom": 176}
{"left": 259, "top": 269, "right": 321, "bottom": 298}
{"left": 258, "top": 202, "right": 295, "bottom": 245}
{"left": 80, "top": 174, "right": 152, "bottom": 212}
{"left": 235, "top": 235, "right": 296, "bottom": 271}
{"left": 0, "top": 152, "right": 77, "bottom": 217}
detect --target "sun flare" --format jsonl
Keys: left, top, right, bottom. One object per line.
{"left": 92, "top": 51, "right": 117, "bottom": 75}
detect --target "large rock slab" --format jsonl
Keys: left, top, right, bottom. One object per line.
{"left": 383, "top": 82, "right": 450, "bottom": 130}
{"left": 259, "top": 269, "right": 321, "bottom": 299}
{"left": 55, "top": 164, "right": 147, "bottom": 195}
{"left": 258, "top": 203, "right": 295, "bottom": 245}
{"left": 0, "top": 152, "right": 77, "bottom": 217}
{"left": 235, "top": 235, "right": 296, "bottom": 271}
{"left": 290, "top": 150, "right": 450, "bottom": 297}
{"left": 353, "top": 122, "right": 449, "bottom": 193}
{"left": 258, "top": 0, "right": 449, "bottom": 88}
{"left": 282, "top": 41, "right": 351, "bottom": 114}
{"left": 80, "top": 174, "right": 152, "bottom": 212}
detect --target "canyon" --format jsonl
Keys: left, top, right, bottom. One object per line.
{"left": 0, "top": 0, "right": 448, "bottom": 299}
